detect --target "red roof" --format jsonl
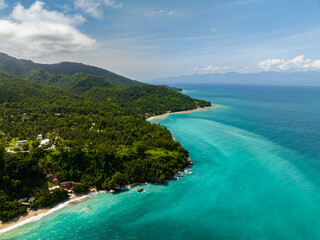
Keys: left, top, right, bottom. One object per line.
{"left": 46, "top": 174, "right": 54, "bottom": 178}
{"left": 60, "top": 181, "right": 72, "bottom": 185}
{"left": 59, "top": 181, "right": 81, "bottom": 188}
{"left": 52, "top": 178, "right": 59, "bottom": 182}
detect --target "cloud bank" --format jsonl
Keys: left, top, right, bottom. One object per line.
{"left": 0, "top": 1, "right": 96, "bottom": 56}
{"left": 259, "top": 55, "right": 320, "bottom": 72}
{"left": 190, "top": 56, "right": 320, "bottom": 75}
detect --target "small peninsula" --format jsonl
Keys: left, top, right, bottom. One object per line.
{"left": 0, "top": 53, "right": 211, "bottom": 226}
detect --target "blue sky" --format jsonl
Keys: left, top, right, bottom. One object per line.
{"left": 0, "top": 0, "right": 320, "bottom": 80}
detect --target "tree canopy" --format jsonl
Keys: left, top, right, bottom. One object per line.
{"left": 0, "top": 62, "right": 211, "bottom": 222}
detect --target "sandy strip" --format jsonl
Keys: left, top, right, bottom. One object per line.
{"left": 146, "top": 105, "right": 216, "bottom": 121}
{"left": 0, "top": 192, "right": 97, "bottom": 233}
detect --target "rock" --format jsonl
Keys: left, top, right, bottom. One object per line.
{"left": 189, "top": 161, "right": 193, "bottom": 166}
{"left": 137, "top": 188, "right": 144, "bottom": 193}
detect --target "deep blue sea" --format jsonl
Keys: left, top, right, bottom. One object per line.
{"left": 1, "top": 84, "right": 320, "bottom": 240}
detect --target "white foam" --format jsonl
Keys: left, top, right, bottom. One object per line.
{"left": 0, "top": 193, "right": 97, "bottom": 234}
{"left": 173, "top": 171, "right": 184, "bottom": 180}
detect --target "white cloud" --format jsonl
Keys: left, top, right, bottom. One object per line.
{"left": 258, "top": 55, "right": 320, "bottom": 72}
{"left": 312, "top": 60, "right": 320, "bottom": 69}
{"left": 0, "top": 1, "right": 96, "bottom": 56}
{"left": 74, "top": 0, "right": 122, "bottom": 18}
{"left": 189, "top": 65, "right": 233, "bottom": 74}
{"left": 187, "top": 55, "right": 320, "bottom": 76}
{"left": 0, "top": 0, "right": 6, "bottom": 9}
{"left": 74, "top": 0, "right": 102, "bottom": 18}
{"left": 145, "top": 9, "right": 180, "bottom": 17}
{"left": 104, "top": 0, "right": 122, "bottom": 9}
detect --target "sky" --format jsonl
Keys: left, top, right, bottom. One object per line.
{"left": 0, "top": 0, "right": 320, "bottom": 80}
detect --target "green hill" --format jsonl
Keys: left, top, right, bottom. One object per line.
{"left": 84, "top": 84, "right": 210, "bottom": 115}
{"left": 25, "top": 70, "right": 112, "bottom": 94}
{"left": 0, "top": 72, "right": 71, "bottom": 104}
{"left": 0, "top": 71, "right": 211, "bottom": 222}
{"left": 0, "top": 52, "right": 142, "bottom": 87}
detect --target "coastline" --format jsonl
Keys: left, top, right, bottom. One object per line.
{"left": 146, "top": 105, "right": 216, "bottom": 121}
{"left": 0, "top": 191, "right": 97, "bottom": 234}
{"left": 0, "top": 107, "right": 209, "bottom": 235}
{"left": 0, "top": 165, "right": 195, "bottom": 235}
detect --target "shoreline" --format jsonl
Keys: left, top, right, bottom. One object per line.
{"left": 0, "top": 165, "right": 194, "bottom": 234}
{"left": 146, "top": 105, "right": 215, "bottom": 121}
{"left": 0, "top": 107, "right": 210, "bottom": 235}
{"left": 0, "top": 191, "right": 97, "bottom": 234}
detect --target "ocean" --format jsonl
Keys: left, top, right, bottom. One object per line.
{"left": 1, "top": 84, "right": 320, "bottom": 239}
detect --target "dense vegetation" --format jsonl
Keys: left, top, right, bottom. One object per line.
{"left": 159, "top": 85, "right": 182, "bottom": 92}
{"left": 0, "top": 52, "right": 141, "bottom": 87}
{"left": 0, "top": 55, "right": 211, "bottom": 222}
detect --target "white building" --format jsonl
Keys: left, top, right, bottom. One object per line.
{"left": 40, "top": 139, "right": 50, "bottom": 146}
{"left": 37, "top": 134, "right": 44, "bottom": 140}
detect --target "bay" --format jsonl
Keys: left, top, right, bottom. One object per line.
{"left": 2, "top": 84, "right": 320, "bottom": 240}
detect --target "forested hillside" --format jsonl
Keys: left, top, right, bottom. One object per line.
{"left": 0, "top": 53, "right": 142, "bottom": 87}
{"left": 0, "top": 70, "right": 211, "bottom": 222}
{"left": 84, "top": 85, "right": 210, "bottom": 115}
{"left": 25, "top": 70, "right": 113, "bottom": 94}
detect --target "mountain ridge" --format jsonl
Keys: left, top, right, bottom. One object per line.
{"left": 0, "top": 52, "right": 142, "bottom": 88}
{"left": 151, "top": 71, "right": 320, "bottom": 85}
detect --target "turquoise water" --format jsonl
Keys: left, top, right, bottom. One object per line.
{"left": 2, "top": 84, "right": 320, "bottom": 239}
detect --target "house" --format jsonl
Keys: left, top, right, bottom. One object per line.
{"left": 49, "top": 186, "right": 60, "bottom": 191}
{"left": 51, "top": 178, "right": 59, "bottom": 184}
{"left": 28, "top": 198, "right": 36, "bottom": 203}
{"left": 59, "top": 181, "right": 73, "bottom": 189}
{"left": 60, "top": 181, "right": 81, "bottom": 189}
{"left": 17, "top": 140, "right": 27, "bottom": 147}
{"left": 45, "top": 174, "right": 54, "bottom": 181}
{"left": 37, "top": 134, "right": 44, "bottom": 140}
{"left": 40, "top": 139, "right": 50, "bottom": 146}
{"left": 45, "top": 174, "right": 59, "bottom": 184}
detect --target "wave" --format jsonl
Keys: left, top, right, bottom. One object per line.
{"left": 0, "top": 192, "right": 98, "bottom": 235}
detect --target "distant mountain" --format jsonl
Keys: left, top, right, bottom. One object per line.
{"left": 0, "top": 52, "right": 142, "bottom": 87}
{"left": 151, "top": 72, "right": 320, "bottom": 85}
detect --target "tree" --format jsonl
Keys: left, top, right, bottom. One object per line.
{"left": 73, "top": 184, "right": 89, "bottom": 194}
